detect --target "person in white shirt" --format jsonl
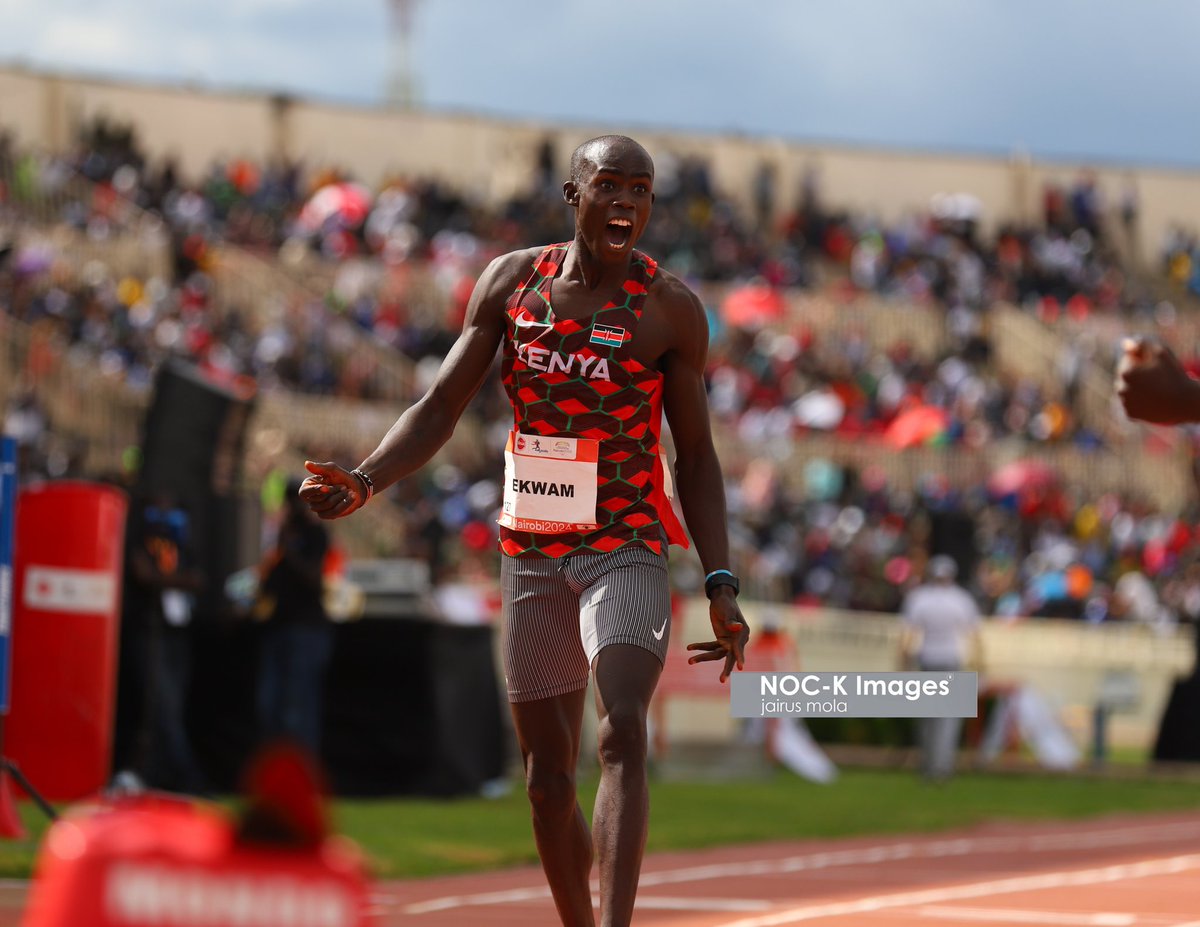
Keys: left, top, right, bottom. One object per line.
{"left": 900, "top": 555, "right": 983, "bottom": 781}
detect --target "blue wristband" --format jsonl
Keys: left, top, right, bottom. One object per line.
{"left": 705, "top": 569, "right": 734, "bottom": 583}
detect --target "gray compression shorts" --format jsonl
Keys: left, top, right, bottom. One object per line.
{"left": 500, "top": 544, "right": 671, "bottom": 703}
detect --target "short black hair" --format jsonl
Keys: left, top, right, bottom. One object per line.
{"left": 569, "top": 135, "right": 653, "bottom": 185}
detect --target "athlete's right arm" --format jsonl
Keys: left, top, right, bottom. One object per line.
{"left": 300, "top": 250, "right": 529, "bottom": 519}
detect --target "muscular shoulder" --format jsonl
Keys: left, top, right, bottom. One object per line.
{"left": 477, "top": 246, "right": 542, "bottom": 299}
{"left": 646, "top": 266, "right": 707, "bottom": 367}
{"left": 647, "top": 265, "right": 705, "bottom": 325}
{"left": 463, "top": 247, "right": 544, "bottom": 329}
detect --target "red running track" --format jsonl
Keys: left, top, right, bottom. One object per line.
{"left": 370, "top": 810, "right": 1200, "bottom": 927}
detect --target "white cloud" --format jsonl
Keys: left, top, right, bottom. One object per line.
{"left": 40, "top": 16, "right": 141, "bottom": 66}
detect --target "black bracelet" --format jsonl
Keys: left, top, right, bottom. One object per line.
{"left": 350, "top": 468, "right": 374, "bottom": 503}
{"left": 704, "top": 571, "right": 740, "bottom": 599}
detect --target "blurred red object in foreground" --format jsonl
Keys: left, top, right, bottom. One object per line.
{"left": 23, "top": 743, "right": 376, "bottom": 926}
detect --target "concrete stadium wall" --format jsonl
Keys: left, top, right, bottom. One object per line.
{"left": 4, "top": 65, "right": 1200, "bottom": 267}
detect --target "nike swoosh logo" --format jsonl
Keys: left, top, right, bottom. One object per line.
{"left": 651, "top": 619, "right": 668, "bottom": 641}
{"left": 513, "top": 315, "right": 552, "bottom": 328}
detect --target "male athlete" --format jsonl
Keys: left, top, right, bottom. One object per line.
{"left": 300, "top": 135, "right": 748, "bottom": 927}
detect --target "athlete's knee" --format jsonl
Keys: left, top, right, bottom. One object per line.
{"left": 596, "top": 704, "right": 648, "bottom": 769}
{"left": 525, "top": 761, "right": 577, "bottom": 819}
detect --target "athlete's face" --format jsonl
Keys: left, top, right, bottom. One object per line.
{"left": 564, "top": 142, "right": 654, "bottom": 262}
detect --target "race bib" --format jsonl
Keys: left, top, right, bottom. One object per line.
{"left": 499, "top": 431, "right": 600, "bottom": 533}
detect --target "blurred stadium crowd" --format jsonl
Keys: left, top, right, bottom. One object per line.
{"left": 4, "top": 118, "right": 1200, "bottom": 630}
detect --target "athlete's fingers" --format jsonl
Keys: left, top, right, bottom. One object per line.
{"left": 319, "top": 495, "right": 359, "bottom": 520}
{"left": 733, "top": 633, "right": 747, "bottom": 670}
{"left": 304, "top": 459, "right": 343, "bottom": 479}
{"left": 315, "top": 492, "right": 362, "bottom": 521}
{"left": 720, "top": 651, "right": 737, "bottom": 683}
{"left": 686, "top": 640, "right": 722, "bottom": 651}
{"left": 1121, "top": 337, "right": 1146, "bottom": 360}
{"left": 303, "top": 481, "right": 328, "bottom": 496}
{"left": 688, "top": 648, "right": 727, "bottom": 665}
{"left": 300, "top": 467, "right": 352, "bottom": 504}
{"left": 301, "top": 483, "right": 339, "bottom": 505}
{"left": 307, "top": 488, "right": 348, "bottom": 512}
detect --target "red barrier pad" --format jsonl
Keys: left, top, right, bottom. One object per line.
{"left": 24, "top": 747, "right": 377, "bottom": 927}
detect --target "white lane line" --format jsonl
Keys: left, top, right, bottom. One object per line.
{"left": 635, "top": 821, "right": 1200, "bottom": 890}
{"left": 634, "top": 896, "right": 774, "bottom": 912}
{"left": 1027, "top": 823, "right": 1200, "bottom": 852}
{"left": 408, "top": 888, "right": 771, "bottom": 915}
{"left": 406, "top": 886, "right": 552, "bottom": 914}
{"left": 917, "top": 905, "right": 1136, "bottom": 925}
{"left": 715, "top": 854, "right": 1200, "bottom": 927}
{"left": 400, "top": 820, "right": 1200, "bottom": 916}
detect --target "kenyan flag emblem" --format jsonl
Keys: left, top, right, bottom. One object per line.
{"left": 589, "top": 324, "right": 627, "bottom": 347}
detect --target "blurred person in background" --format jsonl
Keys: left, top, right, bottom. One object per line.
{"left": 256, "top": 479, "right": 335, "bottom": 759}
{"left": 298, "top": 134, "right": 748, "bottom": 927}
{"left": 899, "top": 554, "right": 983, "bottom": 782}
{"left": 117, "top": 490, "right": 208, "bottom": 794}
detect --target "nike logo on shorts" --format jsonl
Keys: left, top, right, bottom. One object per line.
{"left": 652, "top": 618, "right": 668, "bottom": 641}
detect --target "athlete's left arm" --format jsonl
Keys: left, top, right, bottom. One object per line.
{"left": 659, "top": 281, "right": 749, "bottom": 683}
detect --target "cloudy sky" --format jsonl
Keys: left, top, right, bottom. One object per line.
{"left": 4, "top": 0, "right": 1198, "bottom": 167}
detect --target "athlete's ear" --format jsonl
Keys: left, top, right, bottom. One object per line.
{"left": 563, "top": 181, "right": 579, "bottom": 206}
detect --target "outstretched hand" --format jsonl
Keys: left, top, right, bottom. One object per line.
{"left": 1116, "top": 337, "right": 1200, "bottom": 425}
{"left": 686, "top": 592, "right": 750, "bottom": 684}
{"left": 298, "top": 460, "right": 368, "bottom": 520}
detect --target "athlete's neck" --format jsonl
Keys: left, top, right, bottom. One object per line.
{"left": 562, "top": 239, "right": 633, "bottom": 291}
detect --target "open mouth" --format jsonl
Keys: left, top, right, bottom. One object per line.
{"left": 605, "top": 217, "right": 633, "bottom": 251}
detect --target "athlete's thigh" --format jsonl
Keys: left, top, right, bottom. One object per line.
{"left": 501, "top": 553, "right": 591, "bottom": 703}
{"left": 572, "top": 545, "right": 672, "bottom": 666}
{"left": 510, "top": 687, "right": 589, "bottom": 767}
{"left": 592, "top": 642, "right": 663, "bottom": 724}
